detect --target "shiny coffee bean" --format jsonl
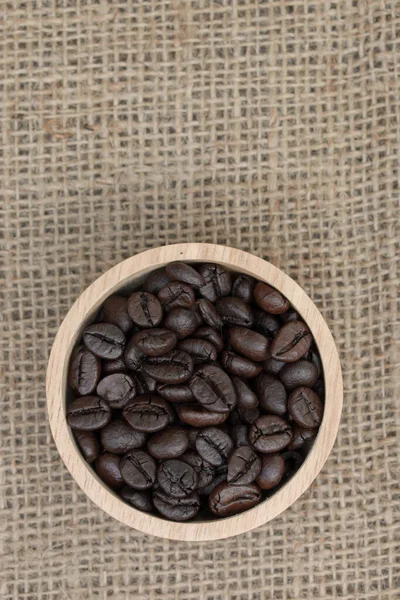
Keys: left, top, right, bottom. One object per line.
{"left": 270, "top": 321, "right": 312, "bottom": 362}
{"left": 157, "top": 281, "right": 196, "bottom": 311}
{"left": 120, "top": 449, "right": 156, "bottom": 490}
{"left": 279, "top": 360, "right": 319, "bottom": 391}
{"left": 232, "top": 377, "right": 258, "bottom": 413}
{"left": 180, "top": 451, "right": 215, "bottom": 488}
{"left": 83, "top": 323, "right": 126, "bottom": 359}
{"left": 97, "top": 373, "right": 137, "bottom": 409}
{"left": 232, "top": 274, "right": 256, "bottom": 303}
{"left": 178, "top": 338, "right": 218, "bottom": 363}
{"left": 157, "top": 383, "right": 194, "bottom": 403}
{"left": 216, "top": 297, "right": 254, "bottom": 328}
{"left": 67, "top": 396, "right": 111, "bottom": 431}
{"left": 288, "top": 425, "right": 317, "bottom": 450}
{"left": 102, "top": 357, "right": 126, "bottom": 375}
{"left": 254, "top": 310, "right": 281, "bottom": 340}
{"left": 262, "top": 357, "right": 285, "bottom": 376}
{"left": 124, "top": 338, "right": 147, "bottom": 371}
{"left": 227, "top": 446, "right": 261, "bottom": 485}
{"left": 143, "top": 350, "right": 194, "bottom": 384}
{"left": 127, "top": 292, "right": 163, "bottom": 328}
{"left": 153, "top": 488, "right": 200, "bottom": 521}
{"left": 198, "top": 263, "right": 232, "bottom": 302}
{"left": 134, "top": 372, "right": 158, "bottom": 394}
{"left": 147, "top": 426, "right": 189, "bottom": 459}
{"left": 100, "top": 419, "right": 147, "bottom": 454}
{"left": 287, "top": 386, "right": 323, "bottom": 428}
{"left": 96, "top": 452, "right": 124, "bottom": 489}
{"left": 195, "top": 427, "right": 234, "bottom": 467}
{"left": 249, "top": 415, "right": 292, "bottom": 453}
{"left": 194, "top": 327, "right": 224, "bottom": 353}
{"left": 74, "top": 430, "right": 99, "bottom": 463}
{"left": 280, "top": 308, "right": 299, "bottom": 323}
{"left": 102, "top": 295, "right": 133, "bottom": 333}
{"left": 68, "top": 346, "right": 101, "bottom": 395}
{"left": 165, "top": 262, "right": 205, "bottom": 288}
{"left": 177, "top": 403, "right": 229, "bottom": 428}
{"left": 256, "top": 454, "right": 285, "bottom": 490}
{"left": 254, "top": 282, "right": 290, "bottom": 315}
{"left": 221, "top": 350, "right": 263, "bottom": 379}
{"left": 120, "top": 486, "right": 153, "bottom": 512}
{"left": 157, "top": 459, "right": 198, "bottom": 498}
{"left": 232, "top": 423, "right": 249, "bottom": 447}
{"left": 122, "top": 395, "right": 172, "bottom": 433}
{"left": 131, "top": 328, "right": 177, "bottom": 357}
{"left": 228, "top": 327, "right": 270, "bottom": 362}
{"left": 163, "top": 307, "right": 198, "bottom": 339}
{"left": 256, "top": 373, "right": 287, "bottom": 416}
{"left": 196, "top": 298, "right": 223, "bottom": 328}
{"left": 143, "top": 268, "right": 170, "bottom": 295}
{"left": 209, "top": 482, "right": 261, "bottom": 517}
{"left": 189, "top": 365, "right": 236, "bottom": 413}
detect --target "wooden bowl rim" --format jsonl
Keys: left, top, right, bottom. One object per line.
{"left": 46, "top": 243, "right": 342, "bottom": 541}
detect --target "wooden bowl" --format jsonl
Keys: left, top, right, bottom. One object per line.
{"left": 46, "top": 243, "right": 342, "bottom": 541}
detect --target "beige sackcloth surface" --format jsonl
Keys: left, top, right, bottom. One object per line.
{"left": 1, "top": 1, "right": 399, "bottom": 599}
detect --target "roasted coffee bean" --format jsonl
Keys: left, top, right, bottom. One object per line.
{"left": 220, "top": 350, "right": 263, "bottom": 379}
{"left": 238, "top": 406, "right": 260, "bottom": 425}
{"left": 256, "top": 373, "right": 287, "bottom": 416}
{"left": 249, "top": 415, "right": 292, "bottom": 453}
{"left": 209, "top": 482, "right": 261, "bottom": 517}
{"left": 287, "top": 386, "right": 323, "bottom": 428}
{"left": 67, "top": 396, "right": 111, "bottom": 431}
{"left": 83, "top": 323, "right": 126, "bottom": 359}
{"left": 254, "top": 310, "right": 280, "bottom": 340}
{"left": 279, "top": 360, "right": 319, "bottom": 391}
{"left": 163, "top": 307, "right": 198, "bottom": 339}
{"left": 120, "top": 486, "right": 153, "bottom": 512}
{"left": 309, "top": 349, "right": 322, "bottom": 378}
{"left": 281, "top": 450, "right": 304, "bottom": 478}
{"left": 195, "top": 427, "right": 234, "bottom": 467}
{"left": 216, "top": 297, "right": 254, "bottom": 328}
{"left": 178, "top": 338, "right": 217, "bottom": 363}
{"left": 232, "top": 423, "right": 249, "bottom": 447}
{"left": 194, "top": 327, "right": 224, "bottom": 353}
{"left": 153, "top": 488, "right": 200, "bottom": 521}
{"left": 127, "top": 292, "right": 163, "bottom": 328}
{"left": 228, "top": 327, "right": 270, "bottom": 362}
{"left": 165, "top": 262, "right": 205, "bottom": 288}
{"left": 102, "top": 357, "right": 126, "bottom": 375}
{"left": 102, "top": 295, "right": 133, "bottom": 333}
{"left": 262, "top": 357, "right": 285, "bottom": 376}
{"left": 232, "top": 377, "right": 258, "bottom": 412}
{"left": 131, "top": 328, "right": 177, "bottom": 357}
{"left": 143, "top": 268, "right": 171, "bottom": 295}
{"left": 122, "top": 395, "right": 172, "bottom": 433}
{"left": 120, "top": 449, "right": 156, "bottom": 489}
{"left": 147, "top": 426, "right": 189, "bottom": 460}
{"left": 255, "top": 454, "right": 285, "bottom": 490}
{"left": 180, "top": 451, "right": 215, "bottom": 488}
{"left": 157, "top": 383, "right": 194, "bottom": 403}
{"left": 232, "top": 274, "right": 256, "bottom": 303}
{"left": 100, "top": 419, "right": 147, "bottom": 454}
{"left": 177, "top": 403, "right": 229, "bottom": 428}
{"left": 143, "top": 350, "right": 194, "bottom": 384}
{"left": 187, "top": 428, "right": 199, "bottom": 449}
{"left": 196, "top": 299, "right": 223, "bottom": 328}
{"left": 134, "top": 371, "right": 158, "bottom": 394}
{"left": 280, "top": 308, "right": 299, "bottom": 323}
{"left": 97, "top": 373, "right": 137, "bottom": 409}
{"left": 254, "top": 282, "right": 290, "bottom": 315}
{"left": 96, "top": 452, "right": 124, "bottom": 489}
{"left": 157, "top": 281, "right": 196, "bottom": 311}
{"left": 288, "top": 425, "right": 317, "bottom": 450}
{"left": 157, "top": 459, "right": 198, "bottom": 498}
{"left": 190, "top": 302, "right": 204, "bottom": 327}
{"left": 270, "top": 321, "right": 312, "bottom": 362}
{"left": 198, "top": 471, "right": 227, "bottom": 496}
{"left": 198, "top": 264, "right": 232, "bottom": 302}
{"left": 124, "top": 338, "right": 147, "bottom": 371}
{"left": 189, "top": 365, "right": 236, "bottom": 413}
{"left": 74, "top": 430, "right": 99, "bottom": 463}
{"left": 68, "top": 346, "right": 101, "bottom": 395}
{"left": 227, "top": 446, "right": 261, "bottom": 485}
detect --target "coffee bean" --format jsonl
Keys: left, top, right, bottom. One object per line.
{"left": 83, "top": 323, "right": 126, "bottom": 359}
{"left": 232, "top": 274, "right": 256, "bottom": 303}
{"left": 163, "top": 307, "right": 198, "bottom": 339}
{"left": 180, "top": 451, "right": 215, "bottom": 488}
{"left": 288, "top": 425, "right": 317, "bottom": 450}
{"left": 143, "top": 350, "right": 194, "bottom": 384}
{"left": 189, "top": 365, "right": 236, "bottom": 413}
{"left": 198, "top": 263, "right": 232, "bottom": 302}
{"left": 143, "top": 268, "right": 171, "bottom": 295}
{"left": 157, "top": 281, "right": 196, "bottom": 311}
{"left": 232, "top": 377, "right": 258, "bottom": 412}
{"left": 255, "top": 454, "right": 285, "bottom": 490}
{"left": 127, "top": 292, "right": 163, "bottom": 328}
{"left": 131, "top": 328, "right": 177, "bottom": 357}
{"left": 195, "top": 427, "right": 234, "bottom": 467}
{"left": 220, "top": 350, "right": 262, "bottom": 379}
{"left": 254, "top": 282, "right": 290, "bottom": 314}
{"left": 96, "top": 452, "right": 124, "bottom": 489}
{"left": 157, "top": 459, "right": 198, "bottom": 498}
{"left": 209, "top": 482, "right": 261, "bottom": 517}
{"left": 256, "top": 373, "right": 287, "bottom": 416}
{"left": 216, "top": 297, "right": 254, "bottom": 327}
{"left": 74, "top": 430, "right": 99, "bottom": 463}
{"left": 120, "top": 449, "right": 156, "bottom": 489}
{"left": 134, "top": 372, "right": 158, "bottom": 394}
{"left": 279, "top": 360, "right": 319, "bottom": 391}
{"left": 262, "top": 357, "right": 285, "bottom": 376}
{"left": 194, "top": 327, "right": 224, "bottom": 352}
{"left": 68, "top": 346, "right": 101, "bottom": 395}
{"left": 227, "top": 446, "right": 261, "bottom": 485}
{"left": 120, "top": 486, "right": 153, "bottom": 512}
{"left": 97, "top": 373, "right": 137, "bottom": 409}
{"left": 231, "top": 422, "right": 249, "bottom": 447}
{"left": 228, "top": 327, "right": 270, "bottom": 362}
{"left": 100, "top": 419, "right": 147, "bottom": 454}
{"left": 67, "top": 396, "right": 111, "bottom": 431}
{"left": 124, "top": 338, "right": 147, "bottom": 371}
{"left": 309, "top": 349, "right": 322, "bottom": 378}
{"left": 102, "top": 295, "right": 133, "bottom": 333}
{"left": 122, "top": 395, "right": 172, "bottom": 433}
{"left": 249, "top": 415, "right": 292, "bottom": 453}
{"left": 253, "top": 310, "right": 281, "bottom": 340}
{"left": 102, "top": 357, "right": 126, "bottom": 375}
{"left": 157, "top": 383, "right": 194, "bottom": 403}
{"left": 287, "top": 386, "right": 323, "bottom": 428}
{"left": 280, "top": 308, "right": 299, "bottom": 323}
{"left": 281, "top": 450, "right": 304, "bottom": 479}
{"left": 178, "top": 338, "right": 218, "bottom": 363}
{"left": 165, "top": 262, "right": 205, "bottom": 288}
{"left": 186, "top": 428, "right": 199, "bottom": 449}
{"left": 196, "top": 299, "right": 223, "bottom": 328}
{"left": 177, "top": 403, "right": 229, "bottom": 428}
{"left": 270, "top": 321, "right": 312, "bottom": 362}
{"left": 153, "top": 488, "right": 200, "bottom": 521}
{"left": 198, "top": 471, "right": 227, "bottom": 496}
{"left": 147, "top": 426, "right": 189, "bottom": 460}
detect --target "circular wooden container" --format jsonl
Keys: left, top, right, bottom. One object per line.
{"left": 46, "top": 244, "right": 342, "bottom": 541}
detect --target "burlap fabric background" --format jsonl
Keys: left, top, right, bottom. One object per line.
{"left": 1, "top": 1, "right": 399, "bottom": 598}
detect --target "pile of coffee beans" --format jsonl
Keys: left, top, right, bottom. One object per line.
{"left": 67, "top": 262, "right": 324, "bottom": 522}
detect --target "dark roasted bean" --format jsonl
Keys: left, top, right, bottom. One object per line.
{"left": 177, "top": 403, "right": 229, "bottom": 428}
{"left": 249, "top": 415, "right": 292, "bottom": 453}
{"left": 102, "top": 357, "right": 126, "bottom": 375}
{"left": 196, "top": 299, "right": 223, "bottom": 328}
{"left": 147, "top": 426, "right": 189, "bottom": 460}
{"left": 180, "top": 451, "right": 215, "bottom": 488}
{"left": 134, "top": 371, "right": 158, "bottom": 394}
{"left": 157, "top": 459, "right": 198, "bottom": 498}
{"left": 83, "top": 323, "right": 126, "bottom": 359}
{"left": 209, "top": 482, "right": 261, "bottom": 517}
{"left": 288, "top": 425, "right": 318, "bottom": 450}
{"left": 100, "top": 419, "right": 147, "bottom": 454}
{"left": 67, "top": 396, "right": 111, "bottom": 431}
{"left": 280, "top": 308, "right": 299, "bottom": 323}
{"left": 153, "top": 488, "right": 200, "bottom": 521}
{"left": 143, "top": 350, "right": 194, "bottom": 384}
{"left": 220, "top": 350, "right": 263, "bottom": 379}
{"left": 102, "top": 295, "right": 133, "bottom": 333}
{"left": 120, "top": 449, "right": 156, "bottom": 489}
{"left": 227, "top": 446, "right": 261, "bottom": 485}
{"left": 216, "top": 297, "right": 254, "bottom": 328}
{"left": 279, "top": 360, "right": 319, "bottom": 391}
{"left": 124, "top": 338, "right": 147, "bottom": 371}
{"left": 262, "top": 357, "right": 285, "bottom": 376}
{"left": 189, "top": 365, "right": 236, "bottom": 413}
{"left": 68, "top": 346, "right": 101, "bottom": 395}
{"left": 254, "top": 282, "right": 290, "bottom": 314}
{"left": 198, "top": 264, "right": 232, "bottom": 302}
{"left": 228, "top": 327, "right": 270, "bottom": 362}
{"left": 178, "top": 338, "right": 218, "bottom": 363}
{"left": 131, "top": 328, "right": 177, "bottom": 357}
{"left": 122, "top": 395, "right": 172, "bottom": 433}
{"left": 96, "top": 452, "right": 124, "bottom": 489}
{"left": 165, "top": 262, "right": 205, "bottom": 288}
{"left": 287, "top": 386, "right": 323, "bottom": 428}
{"left": 232, "top": 274, "right": 256, "bottom": 303}
{"left": 120, "top": 486, "right": 153, "bottom": 512}
{"left": 256, "top": 373, "right": 287, "bottom": 416}
{"left": 156, "top": 383, "right": 194, "bottom": 403}
{"left": 194, "top": 327, "right": 224, "bottom": 353}
{"left": 157, "top": 281, "right": 196, "bottom": 311}
{"left": 127, "top": 292, "right": 163, "bottom": 328}
{"left": 255, "top": 454, "right": 285, "bottom": 490}
{"left": 143, "top": 268, "right": 171, "bottom": 295}
{"left": 97, "top": 373, "right": 137, "bottom": 409}
{"left": 74, "top": 430, "right": 99, "bottom": 463}
{"left": 163, "top": 307, "right": 198, "bottom": 339}
{"left": 254, "top": 310, "right": 281, "bottom": 340}
{"left": 231, "top": 423, "right": 249, "bottom": 447}
{"left": 195, "top": 427, "right": 234, "bottom": 467}
{"left": 270, "top": 321, "right": 312, "bottom": 362}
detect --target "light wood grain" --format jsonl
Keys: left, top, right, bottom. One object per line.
{"left": 46, "top": 243, "right": 343, "bottom": 541}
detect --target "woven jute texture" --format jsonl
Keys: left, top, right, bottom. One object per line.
{"left": 1, "top": 1, "right": 399, "bottom": 598}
